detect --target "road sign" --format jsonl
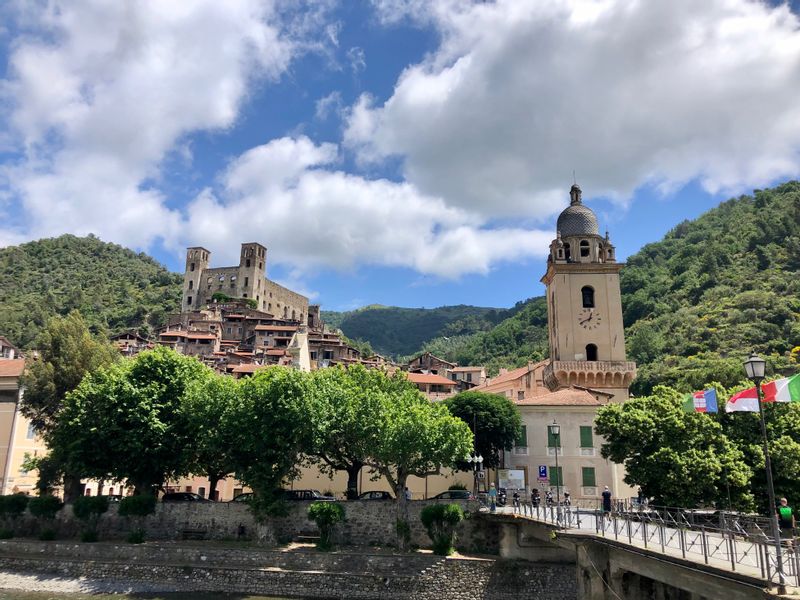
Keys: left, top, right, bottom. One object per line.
{"left": 477, "top": 471, "right": 486, "bottom": 480}
{"left": 538, "top": 465, "right": 548, "bottom": 481}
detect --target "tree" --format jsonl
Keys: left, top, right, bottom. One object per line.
{"left": 184, "top": 373, "right": 239, "bottom": 500}
{"left": 50, "top": 346, "right": 212, "bottom": 495}
{"left": 444, "top": 391, "right": 521, "bottom": 469}
{"left": 420, "top": 503, "right": 464, "bottom": 555}
{"left": 225, "top": 367, "right": 317, "bottom": 517}
{"left": 363, "top": 382, "right": 472, "bottom": 548}
{"left": 20, "top": 311, "right": 119, "bottom": 500}
{"left": 595, "top": 386, "right": 753, "bottom": 509}
{"left": 307, "top": 501, "right": 346, "bottom": 551}
{"left": 308, "top": 365, "right": 390, "bottom": 499}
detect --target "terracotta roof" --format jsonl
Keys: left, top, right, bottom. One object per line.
{"left": 515, "top": 388, "right": 606, "bottom": 407}
{"left": 220, "top": 340, "right": 238, "bottom": 345}
{"left": 231, "top": 364, "right": 268, "bottom": 374}
{"left": 266, "top": 349, "right": 287, "bottom": 356}
{"left": 187, "top": 333, "right": 217, "bottom": 340}
{"left": 480, "top": 360, "right": 548, "bottom": 388}
{"left": 451, "top": 366, "right": 484, "bottom": 372}
{"left": 159, "top": 331, "right": 188, "bottom": 338}
{"left": 225, "top": 314, "right": 245, "bottom": 319}
{"left": 406, "top": 372, "right": 457, "bottom": 386}
{"left": 409, "top": 352, "right": 456, "bottom": 367}
{"left": 232, "top": 351, "right": 254, "bottom": 357}
{"left": 255, "top": 325, "right": 297, "bottom": 332}
{"left": 0, "top": 359, "right": 26, "bottom": 378}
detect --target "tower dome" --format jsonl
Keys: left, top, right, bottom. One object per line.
{"left": 556, "top": 184, "right": 599, "bottom": 237}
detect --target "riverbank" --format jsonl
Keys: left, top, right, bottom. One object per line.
{"left": 0, "top": 539, "right": 576, "bottom": 600}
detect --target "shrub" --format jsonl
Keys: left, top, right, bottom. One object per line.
{"left": 307, "top": 502, "right": 345, "bottom": 551}
{"left": 448, "top": 483, "right": 468, "bottom": 491}
{"left": 39, "top": 528, "right": 56, "bottom": 541}
{"left": 0, "top": 494, "right": 30, "bottom": 517}
{"left": 73, "top": 495, "right": 109, "bottom": 542}
{"left": 420, "top": 503, "right": 464, "bottom": 556}
{"left": 118, "top": 495, "right": 156, "bottom": 518}
{"left": 28, "top": 496, "right": 63, "bottom": 520}
{"left": 395, "top": 518, "right": 411, "bottom": 548}
{"left": 119, "top": 495, "right": 156, "bottom": 544}
{"left": 0, "top": 529, "right": 13, "bottom": 539}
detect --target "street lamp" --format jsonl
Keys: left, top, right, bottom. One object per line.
{"left": 744, "top": 352, "right": 785, "bottom": 592}
{"left": 548, "top": 420, "right": 562, "bottom": 523}
{"left": 466, "top": 454, "right": 484, "bottom": 499}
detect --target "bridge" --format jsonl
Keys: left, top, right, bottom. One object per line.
{"left": 483, "top": 502, "right": 798, "bottom": 599}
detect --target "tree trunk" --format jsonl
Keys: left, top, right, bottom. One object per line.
{"left": 395, "top": 474, "right": 410, "bottom": 551}
{"left": 345, "top": 463, "right": 362, "bottom": 500}
{"left": 207, "top": 474, "right": 224, "bottom": 501}
{"left": 63, "top": 472, "right": 84, "bottom": 504}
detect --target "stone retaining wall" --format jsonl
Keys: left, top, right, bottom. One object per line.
{"left": 12, "top": 500, "right": 500, "bottom": 553}
{"left": 0, "top": 540, "right": 576, "bottom": 600}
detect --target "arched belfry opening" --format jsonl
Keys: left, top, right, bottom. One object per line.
{"left": 581, "top": 286, "right": 595, "bottom": 308}
{"left": 586, "top": 344, "right": 598, "bottom": 361}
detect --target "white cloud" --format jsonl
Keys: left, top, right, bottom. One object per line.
{"left": 0, "top": 0, "right": 302, "bottom": 248}
{"left": 184, "top": 136, "right": 551, "bottom": 278}
{"left": 349, "top": 0, "right": 800, "bottom": 215}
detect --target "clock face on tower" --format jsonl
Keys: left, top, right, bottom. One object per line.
{"left": 578, "top": 308, "right": 602, "bottom": 330}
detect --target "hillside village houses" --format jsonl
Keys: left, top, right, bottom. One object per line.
{"left": 0, "top": 184, "right": 636, "bottom": 502}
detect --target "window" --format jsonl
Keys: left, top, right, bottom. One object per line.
{"left": 580, "top": 240, "right": 590, "bottom": 257}
{"left": 547, "top": 427, "right": 561, "bottom": 448}
{"left": 323, "top": 350, "right": 334, "bottom": 360}
{"left": 187, "top": 296, "right": 192, "bottom": 305}
{"left": 188, "top": 280, "right": 193, "bottom": 289}
{"left": 549, "top": 466, "right": 563, "bottom": 486}
{"left": 185, "top": 486, "right": 192, "bottom": 493}
{"left": 27, "top": 423, "right": 36, "bottom": 439}
{"left": 581, "top": 286, "right": 595, "bottom": 308}
{"left": 515, "top": 425, "right": 527, "bottom": 448}
{"left": 230, "top": 282, "right": 235, "bottom": 289}
{"left": 198, "top": 487, "right": 206, "bottom": 498}
{"left": 244, "top": 277, "right": 249, "bottom": 287}
{"left": 586, "top": 343, "right": 598, "bottom": 361}
{"left": 190, "top": 263, "right": 195, "bottom": 272}
{"left": 564, "top": 243, "right": 571, "bottom": 261}
{"left": 580, "top": 426, "right": 594, "bottom": 448}
{"left": 246, "top": 259, "right": 251, "bottom": 268}
{"left": 466, "top": 373, "right": 472, "bottom": 383}
{"left": 259, "top": 262, "right": 262, "bottom": 270}
{"left": 582, "top": 467, "right": 596, "bottom": 487}
{"left": 517, "top": 390, "right": 524, "bottom": 401}
{"left": 219, "top": 275, "right": 225, "bottom": 281}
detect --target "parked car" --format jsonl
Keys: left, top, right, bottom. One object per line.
{"left": 431, "top": 490, "right": 472, "bottom": 501}
{"left": 282, "top": 489, "right": 335, "bottom": 501}
{"left": 230, "top": 492, "right": 253, "bottom": 503}
{"left": 161, "top": 492, "right": 213, "bottom": 503}
{"left": 357, "top": 491, "right": 393, "bottom": 501}
{"left": 100, "top": 494, "right": 122, "bottom": 503}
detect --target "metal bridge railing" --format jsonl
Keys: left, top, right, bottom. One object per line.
{"left": 510, "top": 500, "right": 799, "bottom": 588}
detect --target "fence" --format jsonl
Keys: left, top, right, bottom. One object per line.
{"left": 511, "top": 500, "right": 798, "bottom": 588}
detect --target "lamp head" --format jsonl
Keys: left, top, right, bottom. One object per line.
{"left": 743, "top": 351, "right": 766, "bottom": 381}
{"left": 548, "top": 421, "right": 561, "bottom": 437}
{"left": 477, "top": 455, "right": 484, "bottom": 464}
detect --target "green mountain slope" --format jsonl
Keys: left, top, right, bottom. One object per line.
{"left": 0, "top": 234, "right": 182, "bottom": 347}
{"left": 322, "top": 304, "right": 516, "bottom": 357}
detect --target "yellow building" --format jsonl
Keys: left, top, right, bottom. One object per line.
{"left": 0, "top": 340, "right": 46, "bottom": 496}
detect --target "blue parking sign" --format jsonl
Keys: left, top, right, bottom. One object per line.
{"left": 538, "top": 465, "right": 547, "bottom": 480}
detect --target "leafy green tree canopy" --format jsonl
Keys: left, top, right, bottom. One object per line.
{"left": 444, "top": 391, "right": 522, "bottom": 469}
{"left": 51, "top": 346, "right": 213, "bottom": 495}
{"left": 595, "top": 385, "right": 753, "bottom": 509}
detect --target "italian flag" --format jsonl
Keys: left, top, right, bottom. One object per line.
{"left": 725, "top": 374, "right": 800, "bottom": 413}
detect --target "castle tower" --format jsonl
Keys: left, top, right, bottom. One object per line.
{"left": 182, "top": 247, "right": 210, "bottom": 310}
{"left": 237, "top": 242, "right": 266, "bottom": 306}
{"left": 541, "top": 185, "right": 635, "bottom": 402}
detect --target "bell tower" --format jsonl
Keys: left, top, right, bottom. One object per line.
{"left": 541, "top": 185, "right": 635, "bottom": 402}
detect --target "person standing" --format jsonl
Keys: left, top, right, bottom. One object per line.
{"left": 488, "top": 483, "right": 497, "bottom": 512}
{"left": 602, "top": 486, "right": 612, "bottom": 518}
{"left": 404, "top": 487, "right": 412, "bottom": 501}
{"left": 778, "top": 497, "right": 795, "bottom": 544}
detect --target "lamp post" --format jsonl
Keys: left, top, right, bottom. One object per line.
{"left": 548, "top": 420, "right": 562, "bottom": 523}
{"left": 744, "top": 352, "right": 785, "bottom": 592}
{"left": 467, "top": 454, "right": 484, "bottom": 499}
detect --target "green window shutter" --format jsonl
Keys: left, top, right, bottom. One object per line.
{"left": 549, "top": 466, "right": 563, "bottom": 486}
{"left": 547, "top": 428, "right": 561, "bottom": 447}
{"left": 580, "top": 426, "right": 593, "bottom": 448}
{"left": 515, "top": 425, "right": 527, "bottom": 447}
{"left": 582, "top": 467, "right": 596, "bottom": 487}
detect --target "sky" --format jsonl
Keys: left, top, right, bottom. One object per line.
{"left": 1, "top": 1, "right": 800, "bottom": 312}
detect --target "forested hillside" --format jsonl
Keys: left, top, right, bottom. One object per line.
{"left": 0, "top": 235, "right": 182, "bottom": 347}
{"left": 322, "top": 304, "right": 517, "bottom": 357}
